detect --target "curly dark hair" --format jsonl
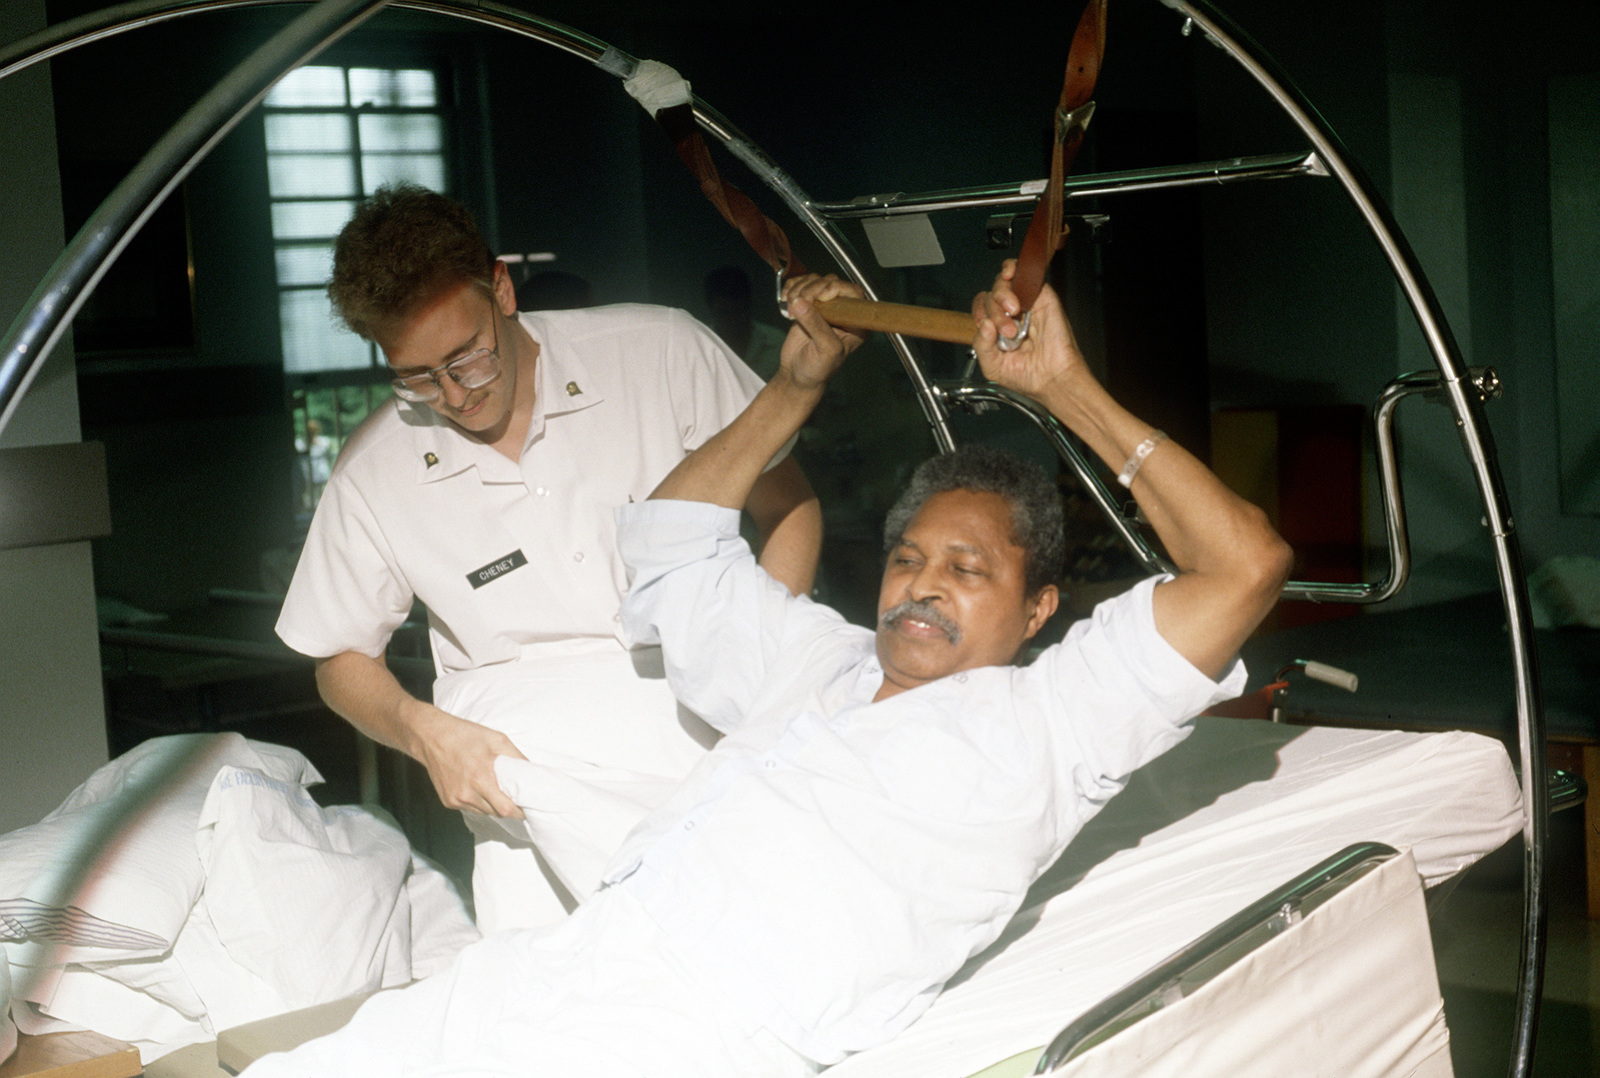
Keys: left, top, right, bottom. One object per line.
{"left": 883, "top": 445, "right": 1066, "bottom": 596}
{"left": 327, "top": 183, "right": 496, "bottom": 340}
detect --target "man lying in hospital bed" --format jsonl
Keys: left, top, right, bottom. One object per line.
{"left": 238, "top": 261, "right": 1294, "bottom": 1078}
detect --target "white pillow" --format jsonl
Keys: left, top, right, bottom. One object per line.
{"left": 0, "top": 733, "right": 321, "bottom": 966}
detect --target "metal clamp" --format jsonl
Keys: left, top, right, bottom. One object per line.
{"left": 775, "top": 259, "right": 792, "bottom": 320}
{"left": 996, "top": 309, "right": 1032, "bottom": 351}
{"left": 1057, "top": 100, "right": 1097, "bottom": 146}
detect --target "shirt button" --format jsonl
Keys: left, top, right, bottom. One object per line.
{"left": 956, "top": 672, "right": 968, "bottom": 683}
{"left": 536, "top": 486, "right": 548, "bottom": 497}
{"left": 764, "top": 759, "right": 777, "bottom": 769}
{"left": 613, "top": 614, "right": 621, "bottom": 623}
{"left": 683, "top": 821, "right": 695, "bottom": 831}
{"left": 573, "top": 552, "right": 585, "bottom": 562}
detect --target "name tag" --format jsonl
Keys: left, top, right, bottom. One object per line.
{"left": 467, "top": 549, "right": 528, "bottom": 590}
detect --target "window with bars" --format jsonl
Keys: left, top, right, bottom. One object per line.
{"left": 263, "top": 63, "right": 451, "bottom": 514}
{"left": 264, "top": 63, "right": 449, "bottom": 373}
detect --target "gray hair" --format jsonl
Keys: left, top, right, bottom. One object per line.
{"left": 883, "top": 445, "right": 1065, "bottom": 596}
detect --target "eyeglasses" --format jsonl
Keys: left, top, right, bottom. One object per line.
{"left": 390, "top": 308, "right": 503, "bottom": 403}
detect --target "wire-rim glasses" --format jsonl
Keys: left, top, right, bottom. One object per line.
{"left": 390, "top": 307, "right": 503, "bottom": 403}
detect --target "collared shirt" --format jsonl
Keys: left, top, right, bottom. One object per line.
{"left": 276, "top": 305, "right": 768, "bottom": 676}
{"left": 608, "top": 500, "right": 1245, "bottom": 1065}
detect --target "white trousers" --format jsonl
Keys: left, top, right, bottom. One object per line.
{"left": 433, "top": 644, "right": 716, "bottom": 934}
{"left": 238, "top": 888, "right": 819, "bottom": 1078}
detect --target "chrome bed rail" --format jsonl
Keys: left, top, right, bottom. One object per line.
{"left": 0, "top": 2, "right": 1548, "bottom": 1074}
{"left": 1035, "top": 842, "right": 1401, "bottom": 1073}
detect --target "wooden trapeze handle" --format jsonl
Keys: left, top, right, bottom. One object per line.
{"left": 813, "top": 297, "right": 977, "bottom": 346}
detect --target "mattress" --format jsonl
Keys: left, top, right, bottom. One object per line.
{"left": 832, "top": 716, "right": 1522, "bottom": 1078}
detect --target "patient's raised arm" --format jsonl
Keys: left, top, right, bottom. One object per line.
{"left": 648, "top": 274, "right": 865, "bottom": 511}
{"left": 972, "top": 262, "right": 1292, "bottom": 678}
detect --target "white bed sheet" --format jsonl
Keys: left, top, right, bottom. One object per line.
{"left": 832, "top": 717, "right": 1522, "bottom": 1078}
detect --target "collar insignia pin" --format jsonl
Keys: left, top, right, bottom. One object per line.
{"left": 566, "top": 381, "right": 582, "bottom": 396}
{"left": 424, "top": 452, "right": 438, "bottom": 467}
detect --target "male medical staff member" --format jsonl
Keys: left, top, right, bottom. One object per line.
{"left": 275, "top": 184, "right": 823, "bottom": 931}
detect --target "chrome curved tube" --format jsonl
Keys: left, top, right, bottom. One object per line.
{"left": 0, "top": 0, "right": 609, "bottom": 78}
{"left": 1161, "top": 3, "right": 1547, "bottom": 1074}
{"left": 0, "top": 0, "right": 390, "bottom": 437}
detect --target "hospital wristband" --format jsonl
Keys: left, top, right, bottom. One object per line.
{"left": 1117, "top": 430, "right": 1168, "bottom": 489}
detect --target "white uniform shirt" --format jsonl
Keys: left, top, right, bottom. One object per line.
{"left": 609, "top": 500, "right": 1245, "bottom": 1065}
{"left": 276, "top": 305, "right": 769, "bottom": 676}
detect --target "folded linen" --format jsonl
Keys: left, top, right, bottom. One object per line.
{"left": 0, "top": 734, "right": 319, "bottom": 967}
{"left": 1, "top": 734, "right": 479, "bottom": 1063}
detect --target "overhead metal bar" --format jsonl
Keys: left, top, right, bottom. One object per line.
{"left": 1161, "top": 4, "right": 1548, "bottom": 1075}
{"left": 0, "top": 0, "right": 390, "bottom": 436}
{"left": 811, "top": 150, "right": 1327, "bottom": 220}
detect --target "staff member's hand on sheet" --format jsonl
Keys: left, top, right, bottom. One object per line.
{"left": 315, "top": 650, "right": 526, "bottom": 819}
{"left": 971, "top": 260, "right": 1291, "bottom": 679}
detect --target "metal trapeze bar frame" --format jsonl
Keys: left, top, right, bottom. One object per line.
{"left": 808, "top": 149, "right": 1327, "bottom": 220}
{"left": 1157, "top": 6, "right": 1547, "bottom": 1077}
{"left": 0, "top": 0, "right": 391, "bottom": 435}
{"left": 0, "top": 3, "right": 1548, "bottom": 1075}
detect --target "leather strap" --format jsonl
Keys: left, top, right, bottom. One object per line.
{"left": 638, "top": 0, "right": 1107, "bottom": 341}
{"left": 1009, "top": 0, "right": 1107, "bottom": 313}
{"left": 653, "top": 101, "right": 808, "bottom": 280}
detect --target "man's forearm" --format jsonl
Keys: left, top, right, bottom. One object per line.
{"left": 1036, "top": 367, "right": 1282, "bottom": 579}
{"left": 315, "top": 650, "right": 527, "bottom": 817}
{"left": 315, "top": 650, "right": 431, "bottom": 759}
{"left": 1036, "top": 368, "right": 1290, "bottom": 676}
{"left": 653, "top": 278, "right": 859, "bottom": 510}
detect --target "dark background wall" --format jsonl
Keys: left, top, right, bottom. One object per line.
{"left": 0, "top": 0, "right": 108, "bottom": 834}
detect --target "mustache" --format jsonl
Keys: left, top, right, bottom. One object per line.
{"left": 879, "top": 600, "right": 961, "bottom": 644}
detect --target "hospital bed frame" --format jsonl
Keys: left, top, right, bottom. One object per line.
{"left": 0, "top": 2, "right": 1550, "bottom": 1074}
{"left": 1037, "top": 841, "right": 1403, "bottom": 1073}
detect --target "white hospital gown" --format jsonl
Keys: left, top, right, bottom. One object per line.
{"left": 244, "top": 499, "right": 1242, "bottom": 1077}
